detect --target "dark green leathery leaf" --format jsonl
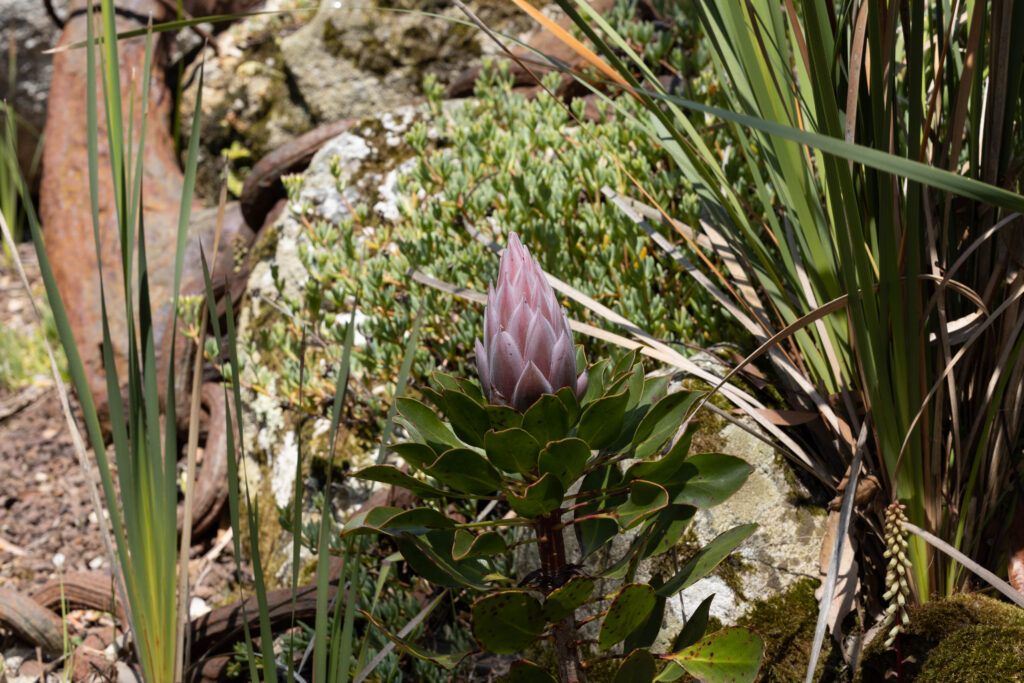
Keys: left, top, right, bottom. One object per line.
{"left": 575, "top": 464, "right": 625, "bottom": 557}
{"left": 484, "top": 427, "right": 540, "bottom": 474}
{"left": 613, "top": 349, "right": 640, "bottom": 376}
{"left": 341, "top": 506, "right": 454, "bottom": 537}
{"left": 613, "top": 649, "right": 656, "bottom": 683}
{"left": 624, "top": 362, "right": 646, "bottom": 413}
{"left": 432, "top": 372, "right": 485, "bottom": 403}
{"left": 624, "top": 429, "right": 691, "bottom": 484}
{"left": 452, "top": 528, "right": 508, "bottom": 561}
{"left": 554, "top": 385, "right": 580, "bottom": 426}
{"left": 639, "top": 373, "right": 671, "bottom": 407}
{"left": 624, "top": 577, "right": 666, "bottom": 651}
{"left": 673, "top": 593, "right": 715, "bottom": 651}
{"left": 472, "top": 590, "right": 545, "bottom": 654}
{"left": 395, "top": 532, "right": 488, "bottom": 589}
{"left": 425, "top": 447, "right": 504, "bottom": 495}
{"left": 577, "top": 515, "right": 619, "bottom": 560}
{"left": 507, "top": 472, "right": 564, "bottom": 517}
{"left": 442, "top": 388, "right": 490, "bottom": 446}
{"left": 580, "top": 358, "right": 611, "bottom": 404}
{"left": 521, "top": 393, "right": 569, "bottom": 446}
{"left": 388, "top": 441, "right": 436, "bottom": 471}
{"left": 615, "top": 480, "right": 670, "bottom": 530}
{"left": 419, "top": 385, "right": 446, "bottom": 412}
{"left": 658, "top": 524, "right": 758, "bottom": 597}
{"left": 577, "top": 386, "right": 629, "bottom": 450}
{"left": 352, "top": 465, "right": 455, "bottom": 499}
{"left": 395, "top": 397, "right": 464, "bottom": 453}
{"left": 598, "top": 583, "right": 657, "bottom": 649}
{"left": 631, "top": 390, "right": 701, "bottom": 460}
{"left": 667, "top": 453, "right": 752, "bottom": 508}
{"left": 670, "top": 627, "right": 766, "bottom": 683}
{"left": 538, "top": 437, "right": 591, "bottom": 489}
{"left": 637, "top": 504, "right": 697, "bottom": 561}
{"left": 360, "top": 610, "right": 471, "bottom": 670}
{"left": 431, "top": 372, "right": 462, "bottom": 392}
{"left": 507, "top": 660, "right": 557, "bottom": 682}
{"left": 542, "top": 575, "right": 595, "bottom": 623}
{"left": 485, "top": 404, "right": 522, "bottom": 431}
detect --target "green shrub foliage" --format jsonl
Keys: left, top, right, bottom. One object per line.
{"left": 345, "top": 349, "right": 766, "bottom": 681}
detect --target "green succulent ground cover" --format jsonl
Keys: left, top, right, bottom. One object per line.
{"left": 257, "top": 61, "right": 747, "bottom": 430}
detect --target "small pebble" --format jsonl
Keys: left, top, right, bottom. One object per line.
{"left": 189, "top": 596, "right": 211, "bottom": 619}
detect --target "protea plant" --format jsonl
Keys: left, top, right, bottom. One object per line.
{"left": 475, "top": 232, "right": 587, "bottom": 411}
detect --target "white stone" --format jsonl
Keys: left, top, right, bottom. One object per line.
{"left": 271, "top": 430, "right": 300, "bottom": 509}
{"left": 189, "top": 596, "right": 211, "bottom": 619}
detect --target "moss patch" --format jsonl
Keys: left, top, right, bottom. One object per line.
{"left": 859, "top": 593, "right": 1024, "bottom": 682}
{"left": 918, "top": 624, "right": 1024, "bottom": 682}
{"left": 736, "top": 578, "right": 845, "bottom": 682}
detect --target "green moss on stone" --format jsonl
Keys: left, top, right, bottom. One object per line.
{"left": 859, "top": 593, "right": 1024, "bottom": 682}
{"left": 735, "top": 578, "right": 845, "bottom": 682}
{"left": 676, "top": 378, "right": 728, "bottom": 454}
{"left": 917, "top": 625, "right": 1024, "bottom": 682}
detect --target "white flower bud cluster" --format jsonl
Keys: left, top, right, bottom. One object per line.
{"left": 879, "top": 502, "right": 911, "bottom": 648}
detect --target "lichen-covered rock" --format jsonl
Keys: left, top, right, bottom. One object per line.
{"left": 663, "top": 418, "right": 828, "bottom": 634}
{"left": 179, "top": 0, "right": 317, "bottom": 203}
{"left": 236, "top": 104, "right": 432, "bottom": 513}
{"left": 279, "top": 0, "right": 531, "bottom": 123}
{"left": 180, "top": 0, "right": 532, "bottom": 202}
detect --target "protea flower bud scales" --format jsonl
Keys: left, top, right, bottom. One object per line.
{"left": 475, "top": 233, "right": 587, "bottom": 411}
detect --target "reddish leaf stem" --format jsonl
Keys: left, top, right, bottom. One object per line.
{"left": 535, "top": 510, "right": 588, "bottom": 683}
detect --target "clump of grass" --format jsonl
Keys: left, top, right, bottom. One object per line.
{"left": 0, "top": 296, "right": 64, "bottom": 391}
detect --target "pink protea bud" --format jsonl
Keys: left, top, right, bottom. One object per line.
{"left": 475, "top": 233, "right": 588, "bottom": 411}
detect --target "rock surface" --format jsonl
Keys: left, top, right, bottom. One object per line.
{"left": 278, "top": 1, "right": 523, "bottom": 123}
{"left": 660, "top": 418, "right": 827, "bottom": 643}
{"left": 236, "top": 104, "right": 430, "bottom": 511}
{"left": 181, "top": 0, "right": 532, "bottom": 202}
{"left": 0, "top": 0, "right": 66, "bottom": 187}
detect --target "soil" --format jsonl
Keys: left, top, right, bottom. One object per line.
{"left": 0, "top": 243, "right": 240, "bottom": 682}
{"left": 0, "top": 244, "right": 102, "bottom": 591}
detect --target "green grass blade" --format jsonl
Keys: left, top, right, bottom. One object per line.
{"left": 218, "top": 289, "right": 263, "bottom": 683}
{"left": 329, "top": 538, "right": 363, "bottom": 683}
{"left": 314, "top": 306, "right": 358, "bottom": 681}
{"left": 376, "top": 298, "right": 424, "bottom": 464}
{"left": 199, "top": 251, "right": 278, "bottom": 683}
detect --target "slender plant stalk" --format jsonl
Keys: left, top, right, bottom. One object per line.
{"left": 535, "top": 511, "right": 587, "bottom": 683}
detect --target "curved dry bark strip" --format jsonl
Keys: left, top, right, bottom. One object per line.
{"left": 30, "top": 571, "right": 127, "bottom": 624}
{"left": 239, "top": 118, "right": 356, "bottom": 230}
{"left": 0, "top": 587, "right": 65, "bottom": 655}
{"left": 3, "top": 556, "right": 346, "bottom": 678}
{"left": 40, "top": 1, "right": 253, "bottom": 544}
{"left": 187, "top": 578, "right": 341, "bottom": 682}
{"left": 177, "top": 382, "right": 231, "bottom": 538}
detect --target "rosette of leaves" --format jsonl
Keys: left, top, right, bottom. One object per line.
{"left": 344, "top": 350, "right": 766, "bottom": 682}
